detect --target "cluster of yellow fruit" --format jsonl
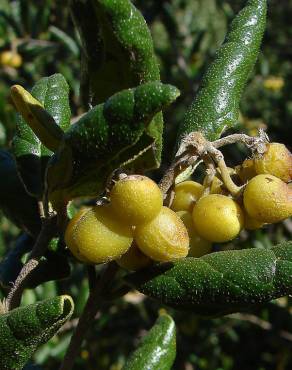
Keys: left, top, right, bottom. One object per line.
{"left": 171, "top": 142, "right": 292, "bottom": 249}
{"left": 65, "top": 142, "right": 292, "bottom": 270}
{"left": 0, "top": 51, "right": 22, "bottom": 68}
{"left": 65, "top": 175, "right": 190, "bottom": 270}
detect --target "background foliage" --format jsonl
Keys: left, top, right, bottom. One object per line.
{"left": 0, "top": 0, "right": 291, "bottom": 369}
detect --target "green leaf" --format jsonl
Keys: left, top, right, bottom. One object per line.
{"left": 47, "top": 82, "right": 179, "bottom": 207}
{"left": 71, "top": 0, "right": 163, "bottom": 169}
{"left": 177, "top": 0, "right": 267, "bottom": 142}
{"left": 0, "top": 150, "right": 41, "bottom": 236}
{"left": 123, "top": 313, "right": 176, "bottom": 370}
{"left": 0, "top": 234, "right": 33, "bottom": 288}
{"left": 0, "top": 295, "right": 74, "bottom": 370}
{"left": 49, "top": 25, "right": 79, "bottom": 57}
{"left": 126, "top": 241, "right": 292, "bottom": 317}
{"left": 12, "top": 73, "right": 71, "bottom": 198}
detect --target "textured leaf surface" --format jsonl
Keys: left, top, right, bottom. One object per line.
{"left": 47, "top": 82, "right": 179, "bottom": 206}
{"left": 123, "top": 314, "right": 176, "bottom": 370}
{"left": 12, "top": 73, "right": 70, "bottom": 197}
{"left": 177, "top": 0, "right": 267, "bottom": 142}
{"left": 0, "top": 150, "right": 41, "bottom": 236}
{"left": 0, "top": 295, "right": 74, "bottom": 370}
{"left": 126, "top": 242, "right": 292, "bottom": 317}
{"left": 71, "top": 0, "right": 163, "bottom": 169}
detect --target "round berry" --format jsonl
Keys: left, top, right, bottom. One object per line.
{"left": 243, "top": 174, "right": 292, "bottom": 223}
{"left": 244, "top": 212, "right": 264, "bottom": 230}
{"left": 192, "top": 194, "right": 244, "bottom": 243}
{"left": 254, "top": 143, "right": 292, "bottom": 182}
{"left": 235, "top": 159, "right": 257, "bottom": 182}
{"left": 135, "top": 206, "right": 189, "bottom": 262}
{"left": 177, "top": 211, "right": 212, "bottom": 257}
{"left": 65, "top": 205, "right": 133, "bottom": 264}
{"left": 65, "top": 208, "right": 91, "bottom": 263}
{"left": 0, "top": 51, "right": 22, "bottom": 68}
{"left": 116, "top": 243, "right": 151, "bottom": 271}
{"left": 171, "top": 181, "right": 204, "bottom": 212}
{"left": 110, "top": 175, "right": 163, "bottom": 225}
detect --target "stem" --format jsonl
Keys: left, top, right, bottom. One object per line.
{"left": 212, "top": 130, "right": 269, "bottom": 154}
{"left": 6, "top": 216, "right": 56, "bottom": 310}
{"left": 207, "top": 145, "right": 243, "bottom": 197}
{"left": 217, "top": 159, "right": 243, "bottom": 197}
{"left": 212, "top": 133, "right": 255, "bottom": 148}
{"left": 159, "top": 153, "right": 194, "bottom": 196}
{"left": 60, "top": 262, "right": 119, "bottom": 370}
{"left": 202, "top": 156, "right": 216, "bottom": 196}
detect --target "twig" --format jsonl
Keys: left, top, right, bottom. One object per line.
{"left": 202, "top": 156, "right": 216, "bottom": 196}
{"left": 159, "top": 130, "right": 268, "bottom": 201}
{"left": 6, "top": 216, "right": 56, "bottom": 310}
{"left": 159, "top": 152, "right": 196, "bottom": 196}
{"left": 59, "top": 262, "right": 119, "bottom": 370}
{"left": 213, "top": 133, "right": 256, "bottom": 148}
{"left": 212, "top": 130, "right": 268, "bottom": 152}
{"left": 206, "top": 144, "right": 243, "bottom": 197}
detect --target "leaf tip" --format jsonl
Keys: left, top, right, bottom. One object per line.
{"left": 59, "top": 295, "right": 74, "bottom": 319}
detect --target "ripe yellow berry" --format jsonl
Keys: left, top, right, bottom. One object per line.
{"left": 235, "top": 159, "right": 257, "bottom": 182}
{"left": 263, "top": 76, "right": 284, "bottom": 91}
{"left": 171, "top": 181, "right": 204, "bottom": 212}
{"left": 244, "top": 212, "right": 264, "bottom": 230}
{"left": 254, "top": 143, "right": 292, "bottom": 182}
{"left": 116, "top": 243, "right": 152, "bottom": 271}
{"left": 0, "top": 51, "right": 22, "bottom": 68}
{"left": 110, "top": 175, "right": 163, "bottom": 225}
{"left": 177, "top": 211, "right": 212, "bottom": 257}
{"left": 135, "top": 206, "right": 189, "bottom": 262}
{"left": 65, "top": 205, "right": 133, "bottom": 264}
{"left": 65, "top": 208, "right": 91, "bottom": 263}
{"left": 243, "top": 174, "right": 292, "bottom": 223}
{"left": 192, "top": 194, "right": 244, "bottom": 243}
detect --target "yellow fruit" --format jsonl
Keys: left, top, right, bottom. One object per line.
{"left": 0, "top": 51, "right": 22, "bottom": 68}
{"left": 254, "top": 143, "right": 292, "bottom": 182}
{"left": 110, "top": 175, "right": 163, "bottom": 225}
{"left": 243, "top": 174, "right": 292, "bottom": 223}
{"left": 116, "top": 243, "right": 152, "bottom": 271}
{"left": 65, "top": 208, "right": 91, "bottom": 263}
{"left": 177, "top": 211, "right": 212, "bottom": 257}
{"left": 171, "top": 181, "right": 204, "bottom": 212}
{"left": 235, "top": 159, "right": 257, "bottom": 182}
{"left": 244, "top": 212, "right": 264, "bottom": 230}
{"left": 65, "top": 205, "right": 133, "bottom": 264}
{"left": 135, "top": 206, "right": 189, "bottom": 262}
{"left": 263, "top": 76, "right": 284, "bottom": 91}
{"left": 192, "top": 194, "right": 244, "bottom": 243}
